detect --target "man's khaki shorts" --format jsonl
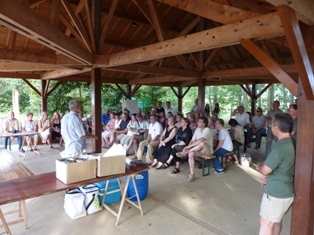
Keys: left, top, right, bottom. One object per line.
{"left": 260, "top": 193, "right": 294, "bottom": 223}
{"left": 194, "top": 142, "right": 213, "bottom": 157}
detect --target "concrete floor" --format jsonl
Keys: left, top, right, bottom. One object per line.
{"left": 0, "top": 140, "right": 292, "bottom": 235}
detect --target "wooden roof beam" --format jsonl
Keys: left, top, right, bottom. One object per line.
{"left": 0, "top": 0, "right": 92, "bottom": 65}
{"left": 100, "top": 12, "right": 285, "bottom": 67}
{"left": 0, "top": 72, "right": 41, "bottom": 79}
{"left": 203, "top": 64, "right": 297, "bottom": 79}
{"left": 130, "top": 76, "right": 193, "bottom": 85}
{"left": 0, "top": 48, "right": 82, "bottom": 66}
{"left": 105, "top": 64, "right": 201, "bottom": 78}
{"left": 157, "top": 0, "right": 258, "bottom": 24}
{"left": 241, "top": 39, "right": 298, "bottom": 96}
{"left": 266, "top": 0, "right": 314, "bottom": 25}
{"left": 41, "top": 68, "right": 91, "bottom": 80}
{"left": 0, "top": 61, "right": 65, "bottom": 72}
{"left": 21, "top": 78, "right": 41, "bottom": 96}
{"left": 98, "top": 0, "right": 119, "bottom": 53}
{"left": 147, "top": 0, "right": 192, "bottom": 70}
{"left": 278, "top": 5, "right": 314, "bottom": 100}
{"left": 61, "top": 0, "right": 93, "bottom": 53}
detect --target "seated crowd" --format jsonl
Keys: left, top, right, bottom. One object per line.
{"left": 2, "top": 111, "right": 64, "bottom": 152}
{"left": 2, "top": 99, "right": 297, "bottom": 184}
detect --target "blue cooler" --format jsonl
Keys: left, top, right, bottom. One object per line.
{"left": 94, "top": 179, "right": 121, "bottom": 205}
{"left": 127, "top": 170, "right": 149, "bottom": 201}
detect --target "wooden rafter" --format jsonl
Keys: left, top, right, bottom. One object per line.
{"left": 59, "top": 12, "right": 86, "bottom": 48}
{"left": 98, "top": 0, "right": 119, "bottom": 53}
{"left": 21, "top": 78, "right": 41, "bottom": 96}
{"left": 47, "top": 81, "right": 63, "bottom": 96}
{"left": 84, "top": 0, "right": 96, "bottom": 53}
{"left": 278, "top": 5, "right": 314, "bottom": 100}
{"left": 50, "top": 0, "right": 61, "bottom": 27}
{"left": 105, "top": 64, "right": 201, "bottom": 78}
{"left": 44, "top": 80, "right": 50, "bottom": 98}
{"left": 266, "top": 0, "right": 314, "bottom": 25}
{"left": 147, "top": 0, "right": 192, "bottom": 71}
{"left": 0, "top": 0, "right": 92, "bottom": 65}
{"left": 157, "top": 0, "right": 258, "bottom": 24}
{"left": 0, "top": 48, "right": 81, "bottom": 66}
{"left": 130, "top": 85, "right": 141, "bottom": 97}
{"left": 133, "top": 0, "right": 154, "bottom": 26}
{"left": 239, "top": 84, "right": 252, "bottom": 98}
{"left": 62, "top": 0, "right": 92, "bottom": 53}
{"left": 64, "top": 0, "right": 85, "bottom": 37}
{"left": 41, "top": 68, "right": 90, "bottom": 80}
{"left": 130, "top": 76, "right": 192, "bottom": 85}
{"left": 0, "top": 61, "right": 65, "bottom": 71}
{"left": 170, "top": 87, "right": 178, "bottom": 97}
{"left": 240, "top": 39, "right": 298, "bottom": 96}
{"left": 256, "top": 83, "right": 273, "bottom": 99}
{"left": 102, "top": 12, "right": 285, "bottom": 67}
{"left": 115, "top": 84, "right": 128, "bottom": 97}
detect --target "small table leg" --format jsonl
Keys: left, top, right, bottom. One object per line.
{"left": 115, "top": 175, "right": 144, "bottom": 225}
{"left": 0, "top": 207, "right": 12, "bottom": 235}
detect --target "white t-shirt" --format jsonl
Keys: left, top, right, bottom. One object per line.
{"left": 235, "top": 112, "right": 250, "bottom": 127}
{"left": 165, "top": 107, "right": 176, "bottom": 118}
{"left": 61, "top": 111, "right": 86, "bottom": 155}
{"left": 148, "top": 121, "right": 163, "bottom": 139}
{"left": 22, "top": 119, "right": 36, "bottom": 132}
{"left": 192, "top": 127, "right": 213, "bottom": 152}
{"left": 219, "top": 128, "right": 233, "bottom": 151}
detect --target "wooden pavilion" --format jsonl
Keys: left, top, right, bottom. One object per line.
{"left": 0, "top": 1, "right": 313, "bottom": 234}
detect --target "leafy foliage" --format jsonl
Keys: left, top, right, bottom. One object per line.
{"left": 0, "top": 78, "right": 295, "bottom": 120}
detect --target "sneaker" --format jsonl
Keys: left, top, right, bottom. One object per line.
{"left": 214, "top": 170, "right": 225, "bottom": 175}
{"left": 187, "top": 174, "right": 195, "bottom": 182}
{"left": 34, "top": 147, "right": 38, "bottom": 151}
{"left": 20, "top": 149, "right": 25, "bottom": 153}
{"left": 176, "top": 152, "right": 188, "bottom": 158}
{"left": 30, "top": 148, "right": 34, "bottom": 152}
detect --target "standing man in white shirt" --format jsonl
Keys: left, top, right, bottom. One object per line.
{"left": 232, "top": 105, "right": 251, "bottom": 147}
{"left": 61, "top": 99, "right": 97, "bottom": 157}
{"left": 136, "top": 115, "right": 163, "bottom": 165}
{"left": 165, "top": 101, "right": 177, "bottom": 118}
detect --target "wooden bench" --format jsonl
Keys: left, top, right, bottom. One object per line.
{"left": 0, "top": 164, "right": 149, "bottom": 234}
{"left": 199, "top": 155, "right": 215, "bottom": 176}
{"left": 200, "top": 152, "right": 235, "bottom": 176}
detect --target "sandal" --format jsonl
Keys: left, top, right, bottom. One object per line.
{"left": 161, "top": 163, "right": 170, "bottom": 169}
{"left": 151, "top": 161, "right": 158, "bottom": 168}
{"left": 155, "top": 162, "right": 163, "bottom": 169}
{"left": 171, "top": 168, "right": 180, "bottom": 174}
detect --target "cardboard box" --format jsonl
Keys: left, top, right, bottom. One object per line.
{"left": 96, "top": 155, "right": 126, "bottom": 177}
{"left": 56, "top": 158, "right": 97, "bottom": 184}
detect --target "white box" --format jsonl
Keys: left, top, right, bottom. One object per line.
{"left": 56, "top": 158, "right": 96, "bottom": 184}
{"left": 96, "top": 155, "right": 126, "bottom": 177}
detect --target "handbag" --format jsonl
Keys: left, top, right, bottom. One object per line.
{"left": 64, "top": 188, "right": 86, "bottom": 219}
{"left": 80, "top": 184, "right": 101, "bottom": 214}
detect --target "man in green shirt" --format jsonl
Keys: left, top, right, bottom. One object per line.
{"left": 257, "top": 113, "right": 295, "bottom": 235}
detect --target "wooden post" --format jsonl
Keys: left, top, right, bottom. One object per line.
{"left": 178, "top": 86, "right": 183, "bottom": 113}
{"left": 127, "top": 85, "right": 132, "bottom": 99}
{"left": 41, "top": 80, "right": 47, "bottom": 112}
{"left": 290, "top": 22, "right": 314, "bottom": 235}
{"left": 91, "top": 68, "right": 102, "bottom": 153}
{"left": 251, "top": 84, "right": 256, "bottom": 116}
